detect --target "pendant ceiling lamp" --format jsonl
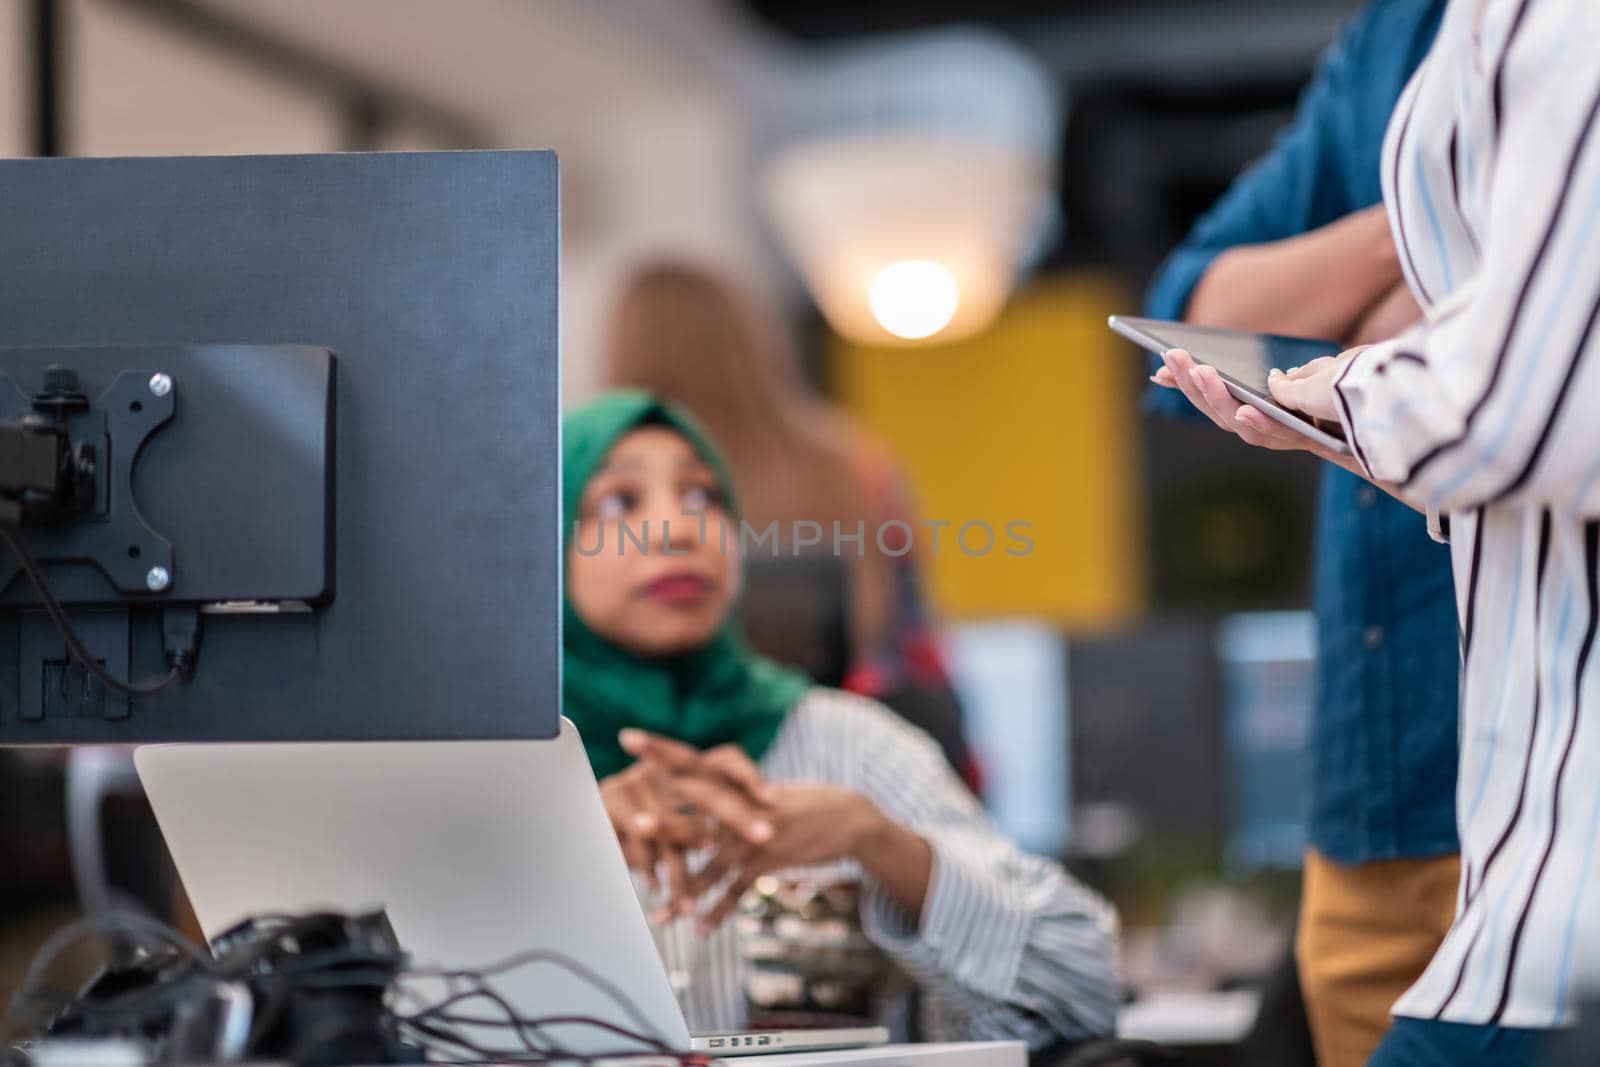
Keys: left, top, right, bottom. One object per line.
{"left": 761, "top": 31, "right": 1059, "bottom": 348}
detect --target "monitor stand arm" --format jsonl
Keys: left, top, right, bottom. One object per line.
{"left": 0, "top": 365, "right": 99, "bottom": 529}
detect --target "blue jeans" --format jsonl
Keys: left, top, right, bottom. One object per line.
{"left": 1367, "top": 1018, "right": 1551, "bottom": 1066}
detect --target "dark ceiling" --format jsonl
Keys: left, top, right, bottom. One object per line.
{"left": 739, "top": 0, "right": 1361, "bottom": 49}
{"left": 739, "top": 0, "right": 1363, "bottom": 97}
{"left": 742, "top": 0, "right": 1169, "bottom": 41}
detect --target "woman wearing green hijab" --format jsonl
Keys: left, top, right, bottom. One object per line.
{"left": 562, "top": 391, "right": 1118, "bottom": 1048}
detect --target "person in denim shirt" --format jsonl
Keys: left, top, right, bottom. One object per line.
{"left": 1145, "top": 3, "right": 1457, "bottom": 1064}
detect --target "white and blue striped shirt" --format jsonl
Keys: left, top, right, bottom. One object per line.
{"left": 650, "top": 686, "right": 1120, "bottom": 1047}
{"left": 1332, "top": 0, "right": 1600, "bottom": 1028}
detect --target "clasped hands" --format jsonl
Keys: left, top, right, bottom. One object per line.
{"left": 599, "top": 730, "right": 882, "bottom": 936}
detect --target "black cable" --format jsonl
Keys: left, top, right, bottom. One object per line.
{"left": 273, "top": 945, "right": 402, "bottom": 977}
{"left": 398, "top": 985, "right": 555, "bottom": 1056}
{"left": 2, "top": 911, "right": 215, "bottom": 1039}
{"left": 409, "top": 948, "right": 663, "bottom": 1042}
{"left": 0, "top": 527, "right": 181, "bottom": 696}
{"left": 392, "top": 965, "right": 705, "bottom": 1064}
{"left": 9, "top": 912, "right": 212, "bottom": 1009}
{"left": 416, "top": 1010, "right": 676, "bottom": 1053}
{"left": 291, "top": 969, "right": 408, "bottom": 990}
{"left": 397, "top": 1017, "right": 509, "bottom": 1062}
{"left": 294, "top": 976, "right": 562, "bottom": 1057}
{"left": 6, "top": 912, "right": 703, "bottom": 1067}
{"left": 14, "top": 973, "right": 200, "bottom": 1031}
{"left": 399, "top": 1017, "right": 702, "bottom": 1067}
{"left": 388, "top": 966, "right": 678, "bottom": 1062}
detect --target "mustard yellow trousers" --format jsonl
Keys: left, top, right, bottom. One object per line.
{"left": 1295, "top": 848, "right": 1461, "bottom": 1067}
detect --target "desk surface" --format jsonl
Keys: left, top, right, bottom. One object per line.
{"left": 1118, "top": 990, "right": 1261, "bottom": 1046}
{"left": 349, "top": 1047, "right": 1028, "bottom": 1067}
{"left": 722, "top": 1042, "right": 1028, "bottom": 1067}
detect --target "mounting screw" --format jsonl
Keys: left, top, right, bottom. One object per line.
{"left": 146, "top": 566, "right": 171, "bottom": 593}
{"left": 148, "top": 373, "right": 173, "bottom": 398}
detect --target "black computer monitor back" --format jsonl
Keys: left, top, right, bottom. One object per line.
{"left": 0, "top": 152, "right": 560, "bottom": 743}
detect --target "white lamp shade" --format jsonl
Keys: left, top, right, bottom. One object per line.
{"left": 763, "top": 130, "right": 1050, "bottom": 347}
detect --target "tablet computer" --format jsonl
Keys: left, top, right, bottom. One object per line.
{"left": 1109, "top": 315, "right": 1350, "bottom": 454}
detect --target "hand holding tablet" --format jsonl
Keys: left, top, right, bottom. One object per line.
{"left": 1261, "top": 354, "right": 1357, "bottom": 423}
{"left": 1110, "top": 315, "right": 1352, "bottom": 455}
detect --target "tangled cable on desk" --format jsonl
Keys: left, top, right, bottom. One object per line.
{"left": 2, "top": 909, "right": 708, "bottom": 1067}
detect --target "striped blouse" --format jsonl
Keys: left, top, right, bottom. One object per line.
{"left": 647, "top": 686, "right": 1119, "bottom": 1047}
{"left": 1331, "top": 0, "right": 1600, "bottom": 1028}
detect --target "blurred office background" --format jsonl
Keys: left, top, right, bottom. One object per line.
{"left": 0, "top": 0, "right": 1360, "bottom": 1055}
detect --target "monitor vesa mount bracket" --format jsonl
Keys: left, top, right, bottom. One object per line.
{"left": 1, "top": 363, "right": 177, "bottom": 595}
{"left": 1, "top": 363, "right": 182, "bottom": 721}
{"left": 1, "top": 343, "right": 336, "bottom": 726}
{"left": 0, "top": 343, "right": 335, "bottom": 612}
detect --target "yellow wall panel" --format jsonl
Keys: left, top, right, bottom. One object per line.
{"left": 830, "top": 273, "right": 1145, "bottom": 628}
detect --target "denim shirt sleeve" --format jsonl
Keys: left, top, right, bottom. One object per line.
{"left": 1137, "top": 0, "right": 1460, "bottom": 864}
{"left": 1142, "top": 2, "right": 1389, "bottom": 418}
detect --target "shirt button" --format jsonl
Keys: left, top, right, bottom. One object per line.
{"left": 1358, "top": 487, "right": 1379, "bottom": 508}
{"left": 1363, "top": 625, "right": 1385, "bottom": 650}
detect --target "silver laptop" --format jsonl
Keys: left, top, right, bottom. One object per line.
{"left": 134, "top": 720, "right": 887, "bottom": 1058}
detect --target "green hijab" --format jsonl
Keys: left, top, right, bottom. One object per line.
{"left": 561, "top": 390, "right": 811, "bottom": 779}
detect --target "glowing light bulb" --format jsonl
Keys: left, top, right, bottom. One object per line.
{"left": 868, "top": 260, "right": 960, "bottom": 340}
